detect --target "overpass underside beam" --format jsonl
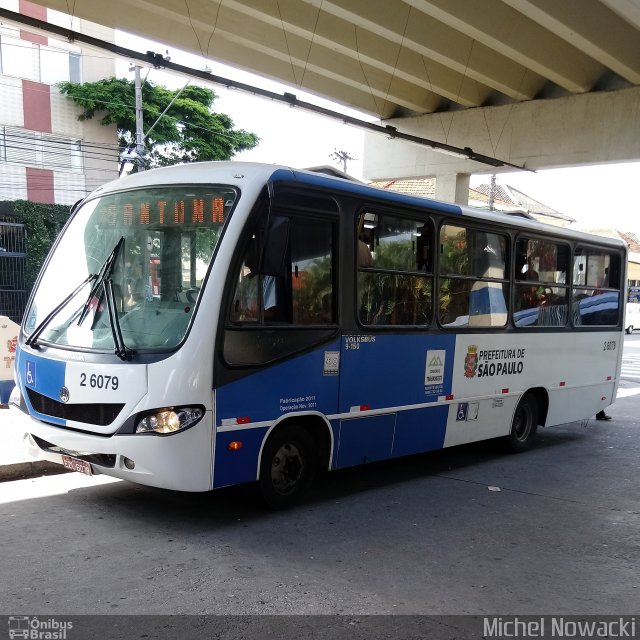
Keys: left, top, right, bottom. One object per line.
{"left": 363, "top": 86, "right": 640, "bottom": 186}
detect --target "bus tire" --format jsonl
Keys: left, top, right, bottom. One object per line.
{"left": 508, "top": 393, "right": 539, "bottom": 453}
{"left": 258, "top": 425, "right": 316, "bottom": 509}
{"left": 626, "top": 325, "right": 633, "bottom": 334}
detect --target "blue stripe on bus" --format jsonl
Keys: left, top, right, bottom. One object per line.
{"left": 332, "top": 406, "right": 449, "bottom": 467}
{"left": 213, "top": 426, "right": 269, "bottom": 488}
{"left": 392, "top": 405, "right": 450, "bottom": 458}
{"left": 214, "top": 333, "right": 457, "bottom": 485}
{"left": 16, "top": 345, "right": 67, "bottom": 425}
{"left": 216, "top": 338, "right": 342, "bottom": 424}
{"left": 338, "top": 333, "right": 456, "bottom": 410}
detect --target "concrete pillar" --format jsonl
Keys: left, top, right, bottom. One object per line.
{"left": 435, "top": 172, "right": 470, "bottom": 205}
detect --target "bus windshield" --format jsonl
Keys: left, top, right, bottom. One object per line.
{"left": 23, "top": 185, "right": 238, "bottom": 352}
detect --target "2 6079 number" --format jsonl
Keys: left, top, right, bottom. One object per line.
{"left": 79, "top": 373, "right": 119, "bottom": 390}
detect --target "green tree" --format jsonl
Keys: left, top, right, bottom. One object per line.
{"left": 58, "top": 78, "right": 259, "bottom": 168}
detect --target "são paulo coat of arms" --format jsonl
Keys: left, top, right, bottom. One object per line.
{"left": 464, "top": 345, "right": 478, "bottom": 378}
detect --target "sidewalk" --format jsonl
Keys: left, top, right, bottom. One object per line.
{"left": 0, "top": 407, "right": 67, "bottom": 482}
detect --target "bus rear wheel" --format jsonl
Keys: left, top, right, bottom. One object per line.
{"left": 259, "top": 425, "right": 316, "bottom": 509}
{"left": 508, "top": 393, "right": 539, "bottom": 452}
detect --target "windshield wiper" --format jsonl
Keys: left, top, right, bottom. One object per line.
{"left": 25, "top": 274, "right": 97, "bottom": 349}
{"left": 104, "top": 278, "right": 132, "bottom": 361}
{"left": 77, "top": 236, "right": 125, "bottom": 328}
{"left": 25, "top": 236, "right": 133, "bottom": 358}
{"left": 77, "top": 236, "right": 133, "bottom": 360}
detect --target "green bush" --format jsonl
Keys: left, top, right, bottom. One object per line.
{"left": 0, "top": 200, "right": 71, "bottom": 291}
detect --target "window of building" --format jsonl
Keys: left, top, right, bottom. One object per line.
{"left": 69, "top": 52, "right": 81, "bottom": 83}
{"left": 439, "top": 225, "right": 508, "bottom": 328}
{"left": 1, "top": 127, "right": 84, "bottom": 173}
{"left": 514, "top": 238, "right": 570, "bottom": 327}
{"left": 0, "top": 33, "right": 37, "bottom": 80}
{"left": 0, "top": 32, "right": 81, "bottom": 84}
{"left": 357, "top": 212, "right": 433, "bottom": 326}
{"left": 4, "top": 128, "right": 38, "bottom": 166}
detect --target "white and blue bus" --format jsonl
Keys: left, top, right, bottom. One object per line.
{"left": 10, "top": 162, "right": 626, "bottom": 507}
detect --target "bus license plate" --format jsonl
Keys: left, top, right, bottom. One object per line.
{"left": 61, "top": 455, "right": 92, "bottom": 476}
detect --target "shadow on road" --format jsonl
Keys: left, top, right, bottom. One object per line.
{"left": 62, "top": 423, "right": 588, "bottom": 526}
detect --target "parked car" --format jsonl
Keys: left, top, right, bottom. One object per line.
{"left": 625, "top": 302, "right": 640, "bottom": 334}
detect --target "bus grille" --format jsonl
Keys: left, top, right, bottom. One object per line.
{"left": 26, "top": 389, "right": 124, "bottom": 426}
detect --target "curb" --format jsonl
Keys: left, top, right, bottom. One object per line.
{"left": 0, "top": 460, "right": 70, "bottom": 482}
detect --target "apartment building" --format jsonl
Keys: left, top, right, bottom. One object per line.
{"left": 0, "top": 0, "right": 118, "bottom": 205}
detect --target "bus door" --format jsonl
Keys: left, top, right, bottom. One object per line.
{"left": 215, "top": 202, "right": 341, "bottom": 488}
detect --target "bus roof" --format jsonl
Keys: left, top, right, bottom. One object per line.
{"left": 91, "top": 161, "right": 626, "bottom": 250}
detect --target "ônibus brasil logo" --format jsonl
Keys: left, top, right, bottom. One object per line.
{"left": 8, "top": 616, "right": 73, "bottom": 640}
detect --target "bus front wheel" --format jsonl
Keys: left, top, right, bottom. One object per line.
{"left": 508, "top": 393, "right": 539, "bottom": 452}
{"left": 259, "top": 425, "right": 316, "bottom": 509}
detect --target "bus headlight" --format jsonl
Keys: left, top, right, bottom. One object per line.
{"left": 135, "top": 407, "right": 204, "bottom": 434}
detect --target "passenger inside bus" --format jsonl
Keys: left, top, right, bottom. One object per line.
{"left": 358, "top": 236, "right": 373, "bottom": 267}
{"left": 126, "top": 261, "right": 145, "bottom": 310}
{"left": 524, "top": 256, "right": 539, "bottom": 281}
{"left": 521, "top": 256, "right": 542, "bottom": 308}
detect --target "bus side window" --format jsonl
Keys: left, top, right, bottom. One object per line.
{"left": 438, "top": 226, "right": 509, "bottom": 328}
{"left": 231, "top": 252, "right": 259, "bottom": 322}
{"left": 572, "top": 248, "right": 621, "bottom": 326}
{"left": 357, "top": 212, "right": 433, "bottom": 326}
{"left": 290, "top": 217, "right": 335, "bottom": 324}
{"left": 230, "top": 215, "right": 335, "bottom": 325}
{"left": 514, "top": 238, "right": 570, "bottom": 328}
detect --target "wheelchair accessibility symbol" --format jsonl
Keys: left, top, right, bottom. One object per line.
{"left": 456, "top": 403, "right": 468, "bottom": 421}
{"left": 26, "top": 360, "right": 36, "bottom": 387}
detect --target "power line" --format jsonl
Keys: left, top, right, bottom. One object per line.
{"left": 0, "top": 5, "right": 531, "bottom": 172}
{"left": 3, "top": 130, "right": 121, "bottom": 156}
{"left": 0, "top": 75, "right": 255, "bottom": 149}
{"left": 1, "top": 140, "right": 120, "bottom": 164}
{"left": 2, "top": 135, "right": 120, "bottom": 158}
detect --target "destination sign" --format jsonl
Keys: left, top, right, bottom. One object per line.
{"left": 96, "top": 190, "right": 237, "bottom": 228}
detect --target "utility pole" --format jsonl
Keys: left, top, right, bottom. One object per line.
{"left": 133, "top": 65, "right": 146, "bottom": 171}
{"left": 488, "top": 173, "right": 496, "bottom": 211}
{"left": 330, "top": 149, "right": 356, "bottom": 173}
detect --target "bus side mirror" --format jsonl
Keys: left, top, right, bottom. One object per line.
{"left": 260, "top": 215, "right": 290, "bottom": 276}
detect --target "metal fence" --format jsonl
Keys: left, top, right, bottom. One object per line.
{"left": 0, "top": 219, "right": 27, "bottom": 323}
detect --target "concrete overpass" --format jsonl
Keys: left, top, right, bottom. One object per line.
{"left": 13, "top": 0, "right": 640, "bottom": 202}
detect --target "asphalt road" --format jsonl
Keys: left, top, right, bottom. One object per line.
{"left": 0, "top": 339, "right": 638, "bottom": 639}
{"left": 1, "top": 403, "right": 639, "bottom": 620}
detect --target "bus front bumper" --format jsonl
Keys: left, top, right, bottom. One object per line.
{"left": 9, "top": 404, "right": 215, "bottom": 492}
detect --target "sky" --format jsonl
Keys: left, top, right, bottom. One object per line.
{"left": 472, "top": 164, "right": 640, "bottom": 232}
{"left": 116, "top": 32, "right": 640, "bottom": 233}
